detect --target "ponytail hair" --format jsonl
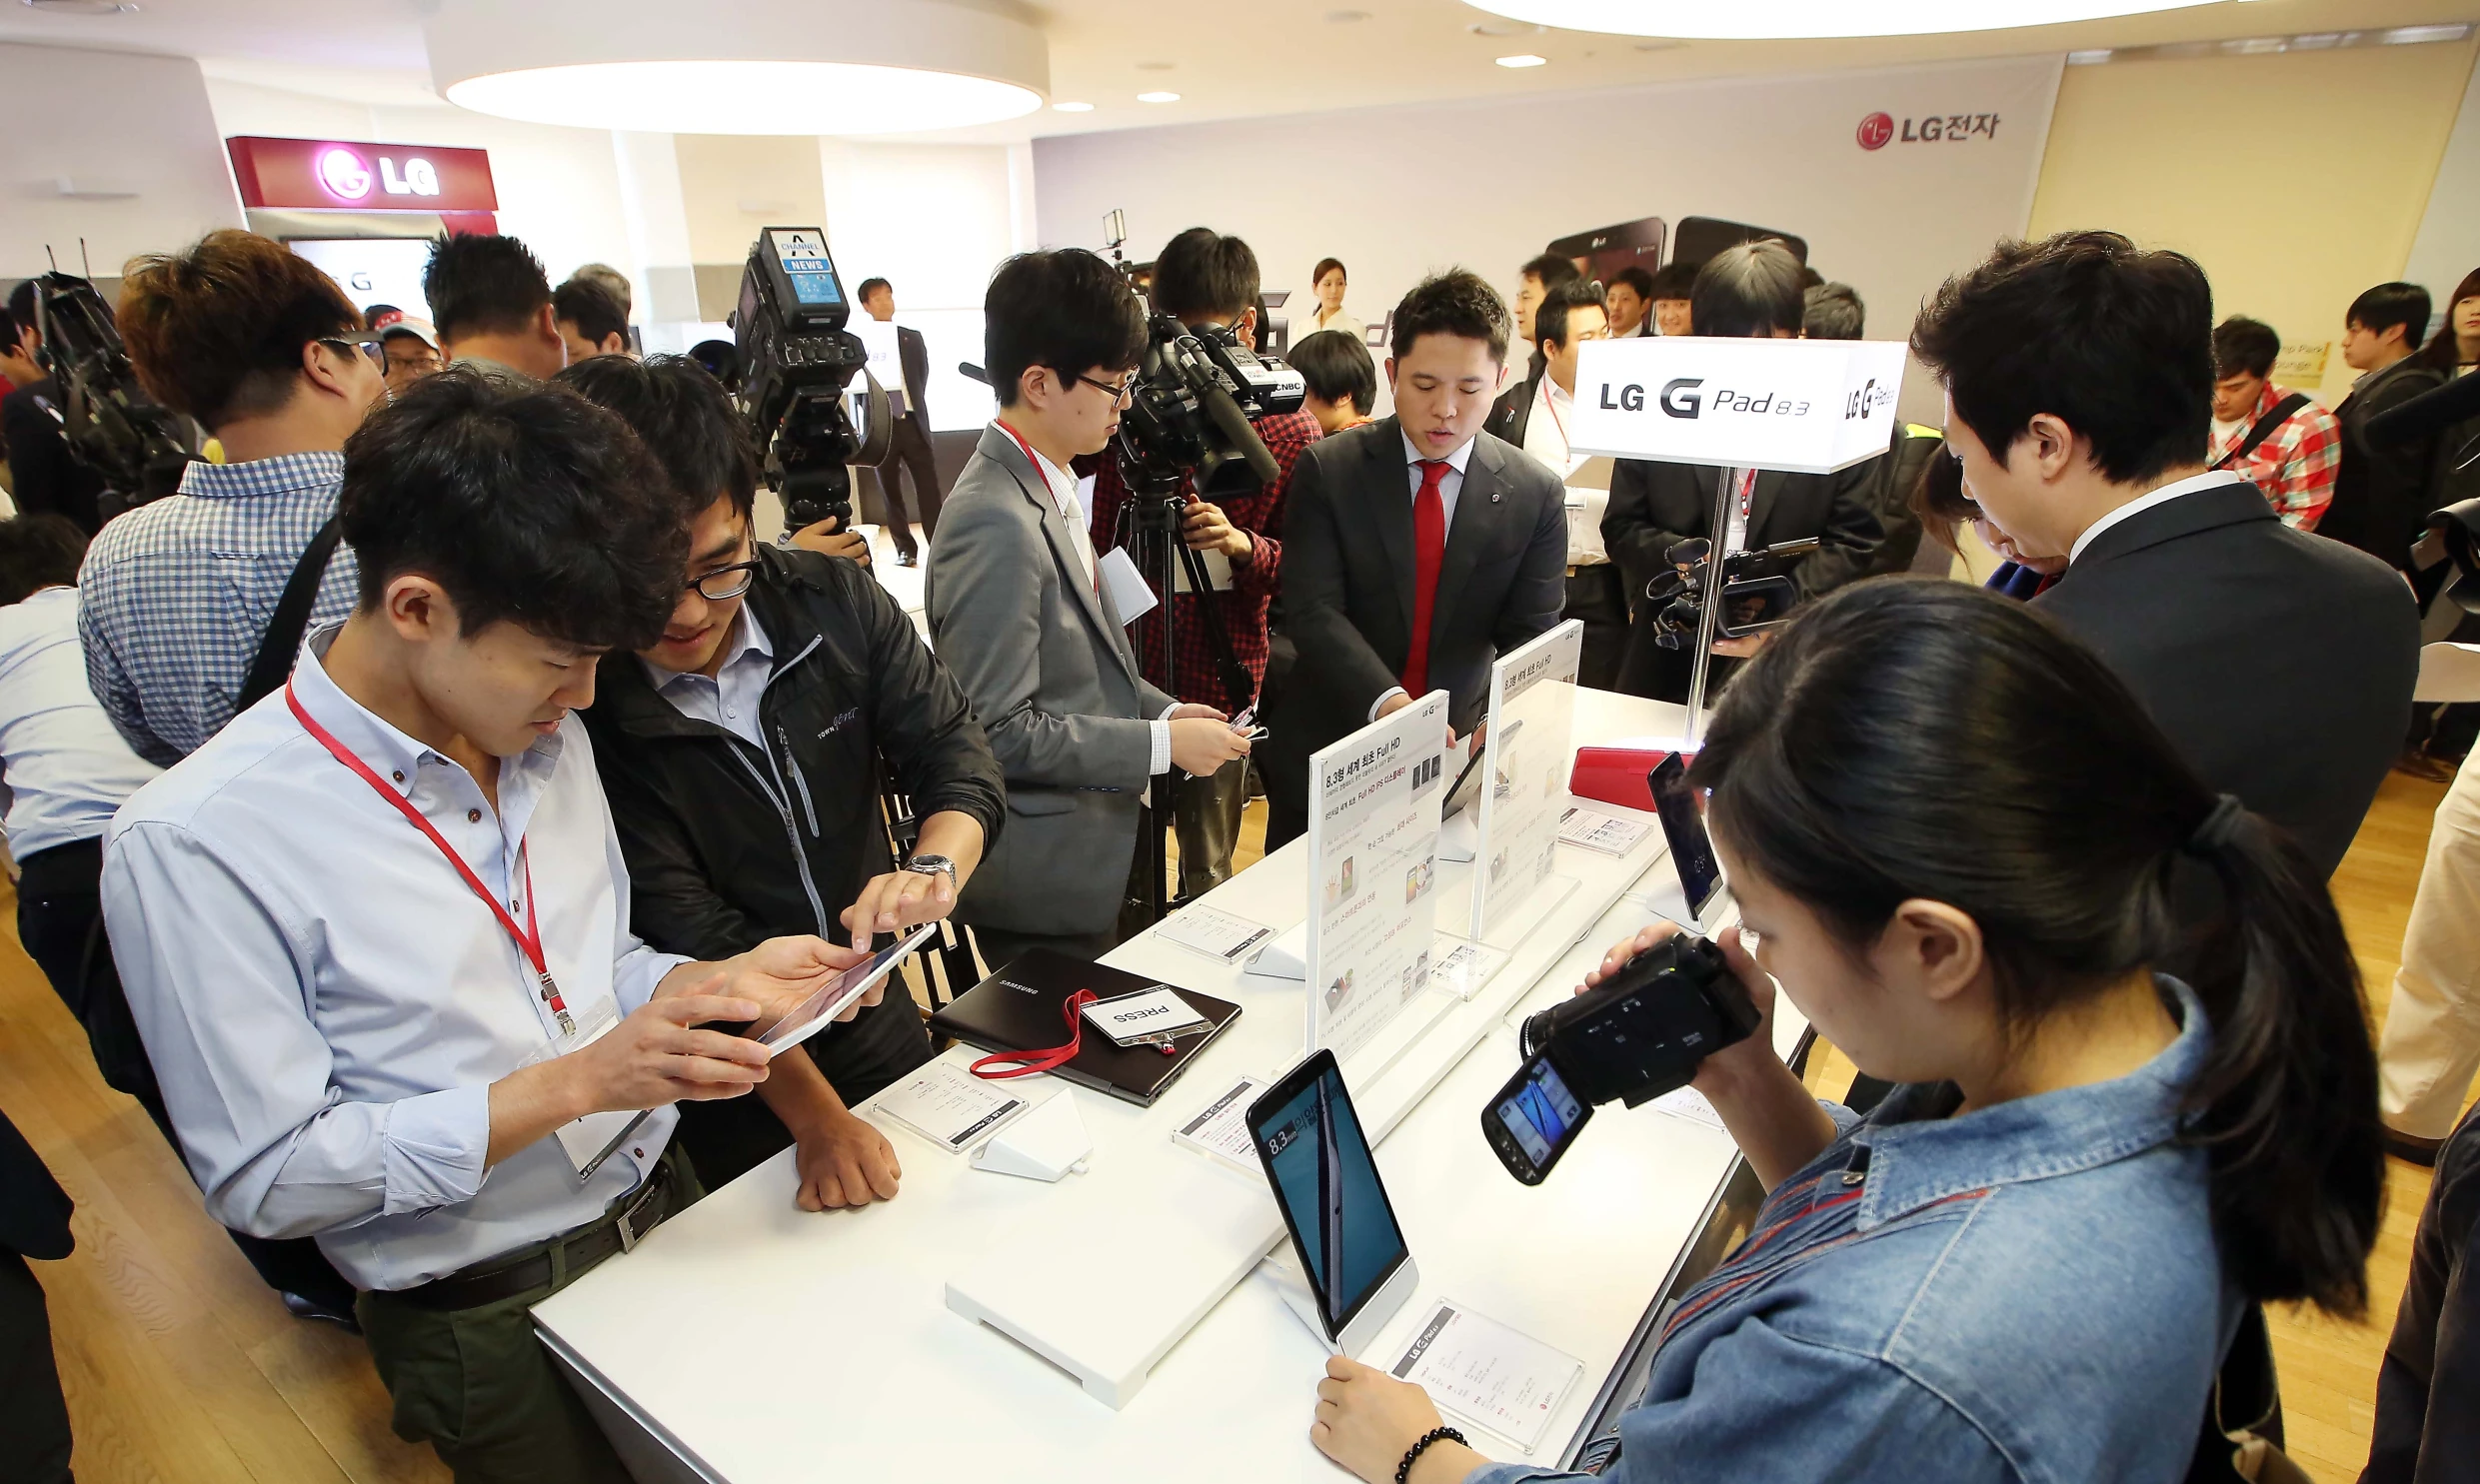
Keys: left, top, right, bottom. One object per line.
{"left": 1692, "top": 580, "right": 2382, "bottom": 1317}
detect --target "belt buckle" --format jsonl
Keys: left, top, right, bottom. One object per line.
{"left": 615, "top": 1166, "right": 669, "bottom": 1255}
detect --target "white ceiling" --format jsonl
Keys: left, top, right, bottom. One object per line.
{"left": 4, "top": 0, "right": 2476, "bottom": 143}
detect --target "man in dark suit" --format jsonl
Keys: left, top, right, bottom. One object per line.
{"left": 2320, "top": 282, "right": 2449, "bottom": 571}
{"left": 1600, "top": 241, "right": 1888, "bottom": 702}
{"left": 1913, "top": 230, "right": 2418, "bottom": 878}
{"left": 858, "top": 277, "right": 944, "bottom": 567}
{"left": 3, "top": 286, "right": 105, "bottom": 534}
{"left": 1262, "top": 270, "right": 1568, "bottom": 848}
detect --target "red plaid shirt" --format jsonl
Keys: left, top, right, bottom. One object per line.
{"left": 2209, "top": 381, "right": 2342, "bottom": 530}
{"left": 1085, "top": 408, "right": 1322, "bottom": 714}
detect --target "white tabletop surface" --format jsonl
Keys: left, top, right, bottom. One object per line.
{"left": 533, "top": 691, "right": 1800, "bottom": 1481}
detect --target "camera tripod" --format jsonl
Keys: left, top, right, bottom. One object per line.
{"left": 1111, "top": 466, "right": 1256, "bottom": 927}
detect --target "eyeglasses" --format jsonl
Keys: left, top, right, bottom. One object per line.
{"left": 1074, "top": 371, "right": 1138, "bottom": 405}
{"left": 687, "top": 560, "right": 761, "bottom": 602}
{"left": 321, "top": 337, "right": 388, "bottom": 371}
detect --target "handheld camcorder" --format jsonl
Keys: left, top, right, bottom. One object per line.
{"left": 25, "top": 270, "right": 194, "bottom": 517}
{"left": 731, "top": 228, "right": 890, "bottom": 534}
{"left": 1480, "top": 933, "right": 1760, "bottom": 1184}
{"left": 1643, "top": 536, "right": 1821, "bottom": 651}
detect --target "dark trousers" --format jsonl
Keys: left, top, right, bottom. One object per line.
{"left": 14, "top": 839, "right": 359, "bottom": 1317}
{"left": 669, "top": 988, "right": 935, "bottom": 1188}
{"left": 871, "top": 414, "right": 944, "bottom": 556}
{"left": 1617, "top": 613, "right": 1744, "bottom": 706}
{"left": 1173, "top": 758, "right": 1251, "bottom": 899}
{"left": 0, "top": 1250, "right": 72, "bottom": 1484}
{"left": 1564, "top": 565, "right": 1629, "bottom": 691}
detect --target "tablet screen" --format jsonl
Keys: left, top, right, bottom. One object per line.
{"left": 1250, "top": 1054, "right": 1409, "bottom": 1330}
{"left": 756, "top": 923, "right": 937, "bottom": 1058}
{"left": 1649, "top": 754, "right": 1721, "bottom": 920}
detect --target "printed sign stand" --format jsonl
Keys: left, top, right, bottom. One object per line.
{"left": 1467, "top": 620, "right": 1583, "bottom": 946}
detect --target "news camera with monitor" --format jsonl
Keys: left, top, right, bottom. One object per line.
{"left": 731, "top": 227, "right": 890, "bottom": 535}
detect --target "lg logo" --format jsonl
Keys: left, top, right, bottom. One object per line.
{"left": 1857, "top": 112, "right": 1894, "bottom": 151}
{"left": 1594, "top": 379, "right": 1702, "bottom": 416}
{"left": 316, "top": 145, "right": 444, "bottom": 202}
{"left": 1857, "top": 110, "right": 2002, "bottom": 149}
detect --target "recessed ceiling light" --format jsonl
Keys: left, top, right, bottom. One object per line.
{"left": 1326, "top": 8, "right": 1372, "bottom": 21}
{"left": 21, "top": 0, "right": 138, "bottom": 13}
{"left": 1495, "top": 53, "right": 1548, "bottom": 67}
{"left": 1462, "top": 0, "right": 2218, "bottom": 38}
{"left": 1137, "top": 90, "right": 1182, "bottom": 103}
{"left": 1053, "top": 100, "right": 1095, "bottom": 112}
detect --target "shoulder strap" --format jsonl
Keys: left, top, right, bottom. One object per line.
{"left": 238, "top": 515, "right": 344, "bottom": 709}
{"left": 2214, "top": 394, "right": 2313, "bottom": 470}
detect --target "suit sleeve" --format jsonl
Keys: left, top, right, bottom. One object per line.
{"left": 1601, "top": 458, "right": 1696, "bottom": 605}
{"left": 1496, "top": 466, "right": 1572, "bottom": 654}
{"left": 1790, "top": 456, "right": 1893, "bottom": 600}
{"left": 929, "top": 491, "right": 1154, "bottom": 790}
{"left": 1281, "top": 447, "right": 1405, "bottom": 715}
{"left": 848, "top": 565, "right": 1007, "bottom": 848}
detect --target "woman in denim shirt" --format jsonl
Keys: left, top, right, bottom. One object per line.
{"left": 1310, "top": 581, "right": 2385, "bottom": 1484}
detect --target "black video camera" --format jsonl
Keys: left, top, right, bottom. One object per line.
{"left": 731, "top": 227, "right": 889, "bottom": 534}
{"left": 1645, "top": 536, "right": 1821, "bottom": 651}
{"left": 26, "top": 270, "right": 195, "bottom": 518}
{"left": 1480, "top": 933, "right": 1759, "bottom": 1184}
{"left": 1114, "top": 315, "right": 1308, "bottom": 501}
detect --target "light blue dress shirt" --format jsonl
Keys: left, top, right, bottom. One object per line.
{"left": 642, "top": 605, "right": 774, "bottom": 749}
{"left": 0, "top": 587, "right": 160, "bottom": 858}
{"left": 101, "top": 627, "right": 688, "bottom": 1291}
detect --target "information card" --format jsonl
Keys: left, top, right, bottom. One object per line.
{"left": 1391, "top": 1298, "right": 1585, "bottom": 1454}
{"left": 1470, "top": 622, "right": 1582, "bottom": 943}
{"left": 1305, "top": 692, "right": 1450, "bottom": 1064}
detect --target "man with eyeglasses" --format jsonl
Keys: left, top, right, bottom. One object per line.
{"left": 563, "top": 356, "right": 1004, "bottom": 1203}
{"left": 928, "top": 249, "right": 1254, "bottom": 967}
{"left": 68, "top": 228, "right": 386, "bottom": 1328}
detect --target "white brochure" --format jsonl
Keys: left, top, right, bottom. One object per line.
{"left": 1156, "top": 903, "right": 1276, "bottom": 963}
{"left": 1390, "top": 1298, "right": 1584, "bottom": 1454}
{"left": 1169, "top": 1074, "right": 1265, "bottom": 1173}
{"left": 1305, "top": 691, "right": 1450, "bottom": 1064}
{"left": 1557, "top": 804, "right": 1653, "bottom": 857}
{"left": 872, "top": 1058, "right": 1036, "bottom": 1155}
{"left": 1470, "top": 621, "right": 1583, "bottom": 943}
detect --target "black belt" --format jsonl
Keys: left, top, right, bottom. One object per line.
{"left": 388, "top": 1151, "right": 686, "bottom": 1312}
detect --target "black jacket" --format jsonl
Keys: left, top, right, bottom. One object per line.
{"left": 2032, "top": 477, "right": 2418, "bottom": 878}
{"left": 896, "top": 324, "right": 930, "bottom": 423}
{"left": 2365, "top": 1102, "right": 2480, "bottom": 1483}
{"left": 2324, "top": 356, "right": 2450, "bottom": 568}
{"left": 581, "top": 544, "right": 1006, "bottom": 959}
{"left": 1485, "top": 374, "right": 1539, "bottom": 450}
{"left": 2, "top": 379, "right": 104, "bottom": 534}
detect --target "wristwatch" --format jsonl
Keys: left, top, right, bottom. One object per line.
{"left": 905, "top": 854, "right": 959, "bottom": 892}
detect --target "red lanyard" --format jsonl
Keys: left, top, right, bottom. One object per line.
{"left": 997, "top": 420, "right": 1102, "bottom": 596}
{"left": 284, "top": 679, "right": 577, "bottom": 1036}
{"left": 1541, "top": 380, "right": 1569, "bottom": 450}
{"left": 970, "top": 989, "right": 1099, "bottom": 1079}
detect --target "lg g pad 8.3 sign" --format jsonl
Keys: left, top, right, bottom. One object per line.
{"left": 1566, "top": 337, "right": 1909, "bottom": 476}
{"left": 227, "top": 136, "right": 499, "bottom": 214}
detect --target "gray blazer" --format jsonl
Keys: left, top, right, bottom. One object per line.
{"left": 926, "top": 425, "right": 1176, "bottom": 934}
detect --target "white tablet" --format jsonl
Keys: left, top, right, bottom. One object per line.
{"left": 756, "top": 923, "right": 938, "bottom": 1058}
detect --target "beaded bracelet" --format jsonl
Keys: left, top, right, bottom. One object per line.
{"left": 1397, "top": 1424, "right": 1468, "bottom": 1484}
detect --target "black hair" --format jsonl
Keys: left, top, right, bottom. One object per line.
{"left": 6, "top": 280, "right": 34, "bottom": 334}
{"left": 2213, "top": 317, "right": 2280, "bottom": 381}
{"left": 1533, "top": 278, "right": 1607, "bottom": 353}
{"left": 1312, "top": 257, "right": 1345, "bottom": 287}
{"left": 1289, "top": 328, "right": 1376, "bottom": 416}
{"left": 1912, "top": 442, "right": 1978, "bottom": 553}
{"left": 338, "top": 369, "right": 686, "bottom": 653}
{"left": 1610, "top": 265, "right": 1655, "bottom": 300}
{"left": 1694, "top": 580, "right": 2382, "bottom": 1318}
{"left": 1647, "top": 262, "right": 1697, "bottom": 301}
{"left": 2415, "top": 266, "right": 2480, "bottom": 372}
{"left": 1519, "top": 253, "right": 1580, "bottom": 291}
{"left": 2348, "top": 281, "right": 2432, "bottom": 346}
{"left": 422, "top": 233, "right": 553, "bottom": 345}
{"left": 0, "top": 513, "right": 90, "bottom": 606}
{"left": 1802, "top": 282, "right": 1865, "bottom": 341}
{"left": 984, "top": 249, "right": 1148, "bottom": 409}
{"left": 552, "top": 277, "right": 627, "bottom": 349}
{"left": 1912, "top": 231, "right": 2213, "bottom": 487}
{"left": 1153, "top": 228, "right": 1260, "bottom": 323}
{"left": 555, "top": 354, "right": 756, "bottom": 522}
{"left": 1692, "top": 240, "right": 1806, "bottom": 339}
{"left": 1390, "top": 270, "right": 1511, "bottom": 365}
{"left": 856, "top": 277, "right": 892, "bottom": 305}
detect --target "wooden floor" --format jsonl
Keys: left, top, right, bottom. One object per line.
{"left": 0, "top": 770, "right": 2452, "bottom": 1482}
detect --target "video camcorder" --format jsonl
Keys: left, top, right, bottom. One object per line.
{"left": 1480, "top": 933, "right": 1760, "bottom": 1184}
{"left": 25, "top": 269, "right": 195, "bottom": 518}
{"left": 731, "top": 227, "right": 889, "bottom": 534}
{"left": 1644, "top": 536, "right": 1821, "bottom": 651}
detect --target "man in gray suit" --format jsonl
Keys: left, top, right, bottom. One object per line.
{"left": 928, "top": 250, "right": 1254, "bottom": 965}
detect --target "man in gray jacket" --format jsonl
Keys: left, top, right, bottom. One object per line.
{"left": 927, "top": 250, "right": 1253, "bottom": 966}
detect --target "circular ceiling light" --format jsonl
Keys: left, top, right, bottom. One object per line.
{"left": 1459, "top": 0, "right": 2220, "bottom": 39}
{"left": 1137, "top": 90, "right": 1183, "bottom": 103}
{"left": 1053, "top": 100, "right": 1096, "bottom": 112}
{"left": 426, "top": 0, "right": 1047, "bottom": 135}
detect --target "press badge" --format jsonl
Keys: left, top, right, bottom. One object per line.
{"left": 1081, "top": 987, "right": 1211, "bottom": 1050}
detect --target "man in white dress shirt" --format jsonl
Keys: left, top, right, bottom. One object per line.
{"left": 104, "top": 374, "right": 870, "bottom": 1483}
{"left": 1487, "top": 279, "right": 1625, "bottom": 687}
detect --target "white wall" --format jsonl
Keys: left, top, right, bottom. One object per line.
{"left": 0, "top": 43, "right": 244, "bottom": 278}
{"left": 2404, "top": 47, "right": 2480, "bottom": 322}
{"left": 1035, "top": 56, "right": 2063, "bottom": 424}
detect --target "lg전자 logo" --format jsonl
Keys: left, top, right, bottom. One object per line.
{"left": 1856, "top": 113, "right": 1894, "bottom": 151}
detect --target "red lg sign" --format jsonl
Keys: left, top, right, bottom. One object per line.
{"left": 1856, "top": 112, "right": 1894, "bottom": 151}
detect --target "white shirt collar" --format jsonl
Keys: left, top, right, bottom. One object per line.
{"left": 2067, "top": 469, "right": 2252, "bottom": 565}
{"left": 642, "top": 604, "right": 772, "bottom": 693}
{"left": 1400, "top": 429, "right": 1477, "bottom": 475}
{"left": 1541, "top": 377, "right": 1574, "bottom": 410}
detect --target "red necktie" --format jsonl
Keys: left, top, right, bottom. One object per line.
{"left": 1401, "top": 459, "right": 1449, "bottom": 699}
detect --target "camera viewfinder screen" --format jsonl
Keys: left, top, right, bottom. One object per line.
{"left": 1255, "top": 1067, "right": 1406, "bottom": 1327}
{"left": 1497, "top": 1056, "right": 1584, "bottom": 1168}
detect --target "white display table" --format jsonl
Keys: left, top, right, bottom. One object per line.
{"left": 532, "top": 691, "right": 1804, "bottom": 1482}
